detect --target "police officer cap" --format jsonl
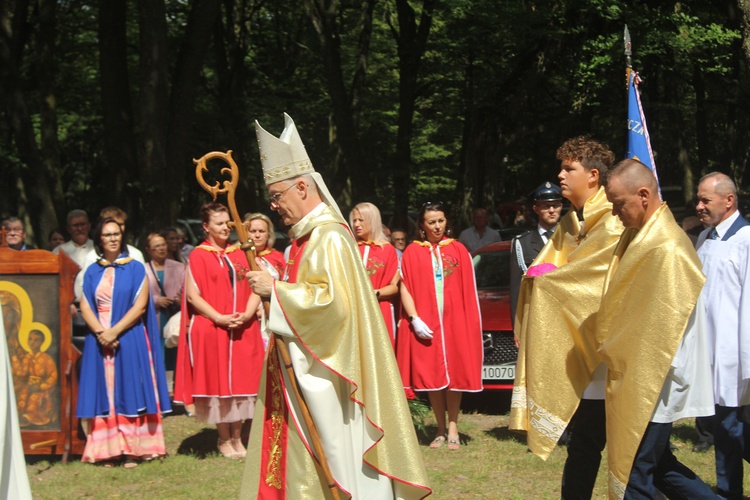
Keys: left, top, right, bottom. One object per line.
{"left": 531, "top": 182, "right": 562, "bottom": 202}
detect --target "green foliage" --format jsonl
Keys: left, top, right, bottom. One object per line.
{"left": 408, "top": 396, "right": 432, "bottom": 437}
{"left": 1, "top": 0, "right": 748, "bottom": 232}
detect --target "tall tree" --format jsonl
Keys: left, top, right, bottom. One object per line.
{"left": 389, "top": 0, "right": 436, "bottom": 229}
{"left": 98, "top": 0, "right": 221, "bottom": 234}
{"left": 165, "top": 0, "right": 222, "bottom": 216}
{"left": 137, "top": 0, "right": 170, "bottom": 232}
{"left": 739, "top": 0, "right": 750, "bottom": 68}
{"left": 304, "top": 0, "right": 376, "bottom": 207}
{"left": 210, "top": 0, "right": 266, "bottom": 213}
{"left": 98, "top": 0, "right": 137, "bottom": 218}
{"left": 0, "top": 0, "right": 63, "bottom": 243}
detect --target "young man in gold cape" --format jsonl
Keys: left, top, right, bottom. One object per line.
{"left": 509, "top": 136, "right": 623, "bottom": 498}
{"left": 241, "top": 114, "right": 430, "bottom": 499}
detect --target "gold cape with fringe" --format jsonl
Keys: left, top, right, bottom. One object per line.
{"left": 597, "top": 203, "right": 705, "bottom": 497}
{"left": 509, "top": 187, "right": 623, "bottom": 454}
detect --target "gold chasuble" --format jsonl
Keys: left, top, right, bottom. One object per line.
{"left": 241, "top": 205, "right": 430, "bottom": 499}
{"left": 597, "top": 203, "right": 705, "bottom": 497}
{"left": 509, "top": 187, "right": 623, "bottom": 454}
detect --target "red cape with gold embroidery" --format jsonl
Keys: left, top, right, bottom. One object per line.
{"left": 173, "top": 242, "right": 264, "bottom": 405}
{"left": 396, "top": 238, "right": 483, "bottom": 391}
{"left": 358, "top": 241, "right": 399, "bottom": 340}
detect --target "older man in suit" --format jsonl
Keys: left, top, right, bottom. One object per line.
{"left": 509, "top": 182, "right": 563, "bottom": 324}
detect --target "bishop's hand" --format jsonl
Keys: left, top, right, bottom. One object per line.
{"left": 247, "top": 263, "right": 274, "bottom": 298}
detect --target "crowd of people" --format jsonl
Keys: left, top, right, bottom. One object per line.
{"left": 508, "top": 136, "right": 750, "bottom": 499}
{"left": 2, "top": 119, "right": 750, "bottom": 498}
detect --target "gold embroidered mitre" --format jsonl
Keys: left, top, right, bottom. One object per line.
{"left": 255, "top": 113, "right": 314, "bottom": 185}
{"left": 255, "top": 113, "right": 344, "bottom": 220}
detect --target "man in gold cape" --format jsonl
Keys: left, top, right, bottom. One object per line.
{"left": 509, "top": 137, "right": 622, "bottom": 498}
{"left": 241, "top": 114, "right": 430, "bottom": 499}
{"left": 600, "top": 159, "right": 712, "bottom": 498}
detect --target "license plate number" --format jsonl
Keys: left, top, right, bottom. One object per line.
{"left": 483, "top": 364, "right": 516, "bottom": 380}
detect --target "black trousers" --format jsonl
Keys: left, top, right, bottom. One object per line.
{"left": 561, "top": 399, "right": 607, "bottom": 500}
{"left": 695, "top": 415, "right": 714, "bottom": 445}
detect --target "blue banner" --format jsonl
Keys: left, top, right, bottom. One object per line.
{"left": 627, "top": 71, "right": 659, "bottom": 187}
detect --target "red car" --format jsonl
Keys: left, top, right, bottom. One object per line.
{"left": 472, "top": 241, "right": 518, "bottom": 390}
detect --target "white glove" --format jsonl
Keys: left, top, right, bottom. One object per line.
{"left": 411, "top": 317, "right": 433, "bottom": 339}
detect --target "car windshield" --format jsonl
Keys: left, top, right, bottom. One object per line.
{"left": 472, "top": 250, "right": 511, "bottom": 290}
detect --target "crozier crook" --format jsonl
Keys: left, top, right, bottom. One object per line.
{"left": 194, "top": 150, "right": 259, "bottom": 272}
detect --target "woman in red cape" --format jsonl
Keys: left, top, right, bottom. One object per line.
{"left": 174, "top": 203, "right": 264, "bottom": 459}
{"left": 349, "top": 202, "right": 400, "bottom": 342}
{"left": 244, "top": 212, "right": 286, "bottom": 280}
{"left": 396, "top": 202, "right": 483, "bottom": 451}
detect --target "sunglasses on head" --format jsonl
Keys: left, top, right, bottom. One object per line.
{"left": 421, "top": 201, "right": 445, "bottom": 212}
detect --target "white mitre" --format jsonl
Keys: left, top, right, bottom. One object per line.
{"left": 255, "top": 113, "right": 343, "bottom": 220}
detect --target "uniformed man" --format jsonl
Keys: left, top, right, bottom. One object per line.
{"left": 509, "top": 182, "right": 564, "bottom": 324}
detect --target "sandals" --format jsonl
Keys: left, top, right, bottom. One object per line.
{"left": 123, "top": 457, "right": 140, "bottom": 469}
{"left": 447, "top": 435, "right": 460, "bottom": 450}
{"left": 217, "top": 438, "right": 240, "bottom": 459}
{"left": 430, "top": 432, "right": 461, "bottom": 450}
{"left": 429, "top": 435, "right": 447, "bottom": 448}
{"left": 231, "top": 438, "right": 247, "bottom": 458}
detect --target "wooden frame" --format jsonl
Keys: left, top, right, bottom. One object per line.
{"left": 0, "top": 241, "right": 85, "bottom": 462}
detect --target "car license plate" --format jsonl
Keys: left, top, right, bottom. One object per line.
{"left": 482, "top": 363, "right": 515, "bottom": 380}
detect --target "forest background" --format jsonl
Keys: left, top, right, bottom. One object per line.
{"left": 1, "top": 0, "right": 749, "bottom": 246}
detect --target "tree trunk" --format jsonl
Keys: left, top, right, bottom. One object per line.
{"left": 0, "top": 0, "right": 59, "bottom": 244}
{"left": 455, "top": 49, "right": 475, "bottom": 229}
{"left": 137, "top": 0, "right": 171, "bottom": 234}
{"left": 729, "top": 0, "right": 749, "bottom": 187}
{"left": 688, "top": 64, "right": 707, "bottom": 201}
{"left": 738, "top": 0, "right": 750, "bottom": 70}
{"left": 167, "top": 0, "right": 222, "bottom": 218}
{"left": 392, "top": 0, "right": 436, "bottom": 231}
{"left": 304, "top": 0, "right": 375, "bottom": 207}
{"left": 212, "top": 0, "right": 266, "bottom": 214}
{"left": 36, "top": 0, "right": 65, "bottom": 241}
{"left": 98, "top": 0, "right": 138, "bottom": 220}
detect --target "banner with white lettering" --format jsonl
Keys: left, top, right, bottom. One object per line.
{"left": 626, "top": 71, "right": 659, "bottom": 189}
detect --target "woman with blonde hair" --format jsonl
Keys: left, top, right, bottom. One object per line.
{"left": 144, "top": 232, "right": 185, "bottom": 387}
{"left": 243, "top": 213, "right": 286, "bottom": 279}
{"left": 349, "top": 202, "right": 400, "bottom": 342}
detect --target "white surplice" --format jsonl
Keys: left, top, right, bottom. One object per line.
{"left": 696, "top": 215, "right": 750, "bottom": 407}
{"left": 652, "top": 294, "right": 715, "bottom": 423}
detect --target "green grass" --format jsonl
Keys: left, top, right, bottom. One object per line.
{"left": 26, "top": 410, "right": 744, "bottom": 499}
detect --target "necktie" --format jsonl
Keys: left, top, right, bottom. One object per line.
{"left": 544, "top": 230, "right": 553, "bottom": 241}
{"left": 708, "top": 228, "right": 719, "bottom": 240}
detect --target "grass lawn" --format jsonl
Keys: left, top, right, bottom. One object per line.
{"left": 26, "top": 403, "right": 744, "bottom": 499}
